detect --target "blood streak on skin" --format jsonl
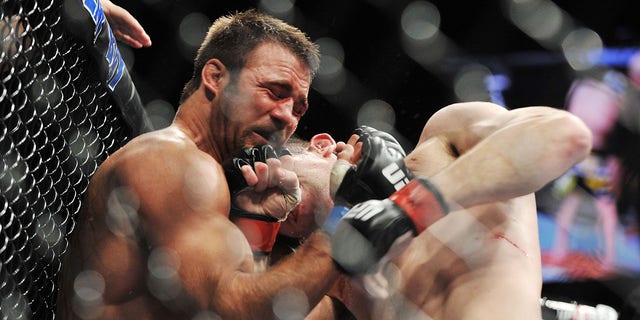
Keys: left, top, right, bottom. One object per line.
{"left": 493, "top": 232, "right": 528, "bottom": 256}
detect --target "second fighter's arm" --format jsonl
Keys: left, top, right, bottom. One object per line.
{"left": 100, "top": 0, "right": 151, "bottom": 48}
{"left": 412, "top": 102, "right": 593, "bottom": 209}
{"left": 119, "top": 144, "right": 339, "bottom": 319}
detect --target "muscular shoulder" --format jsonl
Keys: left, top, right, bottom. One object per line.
{"left": 418, "top": 102, "right": 506, "bottom": 152}
{"left": 105, "top": 128, "right": 231, "bottom": 220}
{"left": 421, "top": 102, "right": 504, "bottom": 138}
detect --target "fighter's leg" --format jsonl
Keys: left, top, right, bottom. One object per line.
{"left": 551, "top": 192, "right": 583, "bottom": 260}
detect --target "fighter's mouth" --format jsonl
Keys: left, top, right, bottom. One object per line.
{"left": 254, "top": 130, "right": 283, "bottom": 146}
{"left": 252, "top": 130, "right": 271, "bottom": 143}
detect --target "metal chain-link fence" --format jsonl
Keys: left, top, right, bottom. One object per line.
{"left": 1, "top": 0, "right": 147, "bottom": 318}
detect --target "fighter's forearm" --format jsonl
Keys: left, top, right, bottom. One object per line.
{"left": 431, "top": 107, "right": 592, "bottom": 209}
{"left": 214, "top": 232, "right": 340, "bottom": 319}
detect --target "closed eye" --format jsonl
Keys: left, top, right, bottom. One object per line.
{"left": 263, "top": 82, "right": 308, "bottom": 117}
{"left": 268, "top": 88, "right": 284, "bottom": 99}
{"left": 265, "top": 83, "right": 290, "bottom": 100}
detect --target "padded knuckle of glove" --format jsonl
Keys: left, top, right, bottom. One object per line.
{"left": 224, "top": 145, "right": 282, "bottom": 195}
{"left": 223, "top": 145, "right": 294, "bottom": 255}
{"left": 331, "top": 199, "right": 415, "bottom": 274}
{"left": 335, "top": 126, "right": 413, "bottom": 206}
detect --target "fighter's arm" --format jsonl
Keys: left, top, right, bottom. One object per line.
{"left": 316, "top": 103, "right": 590, "bottom": 318}
{"left": 100, "top": 0, "right": 151, "bottom": 48}
{"left": 118, "top": 146, "right": 339, "bottom": 319}
{"left": 412, "top": 102, "right": 592, "bottom": 209}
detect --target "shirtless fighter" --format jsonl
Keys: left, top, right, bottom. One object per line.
{"left": 227, "top": 101, "right": 592, "bottom": 319}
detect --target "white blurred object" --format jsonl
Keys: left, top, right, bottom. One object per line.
{"left": 541, "top": 298, "right": 618, "bottom": 320}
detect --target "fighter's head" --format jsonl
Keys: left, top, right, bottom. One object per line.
{"left": 279, "top": 134, "right": 339, "bottom": 239}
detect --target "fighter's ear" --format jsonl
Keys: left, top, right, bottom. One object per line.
{"left": 201, "top": 59, "right": 227, "bottom": 98}
{"left": 308, "top": 133, "right": 336, "bottom": 157}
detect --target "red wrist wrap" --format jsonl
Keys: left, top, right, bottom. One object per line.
{"left": 388, "top": 177, "right": 448, "bottom": 234}
{"left": 232, "top": 217, "right": 282, "bottom": 254}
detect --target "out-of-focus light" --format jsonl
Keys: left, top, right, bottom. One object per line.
{"left": 485, "top": 74, "right": 511, "bottom": 107}
{"left": 66, "top": 126, "right": 99, "bottom": 166}
{"left": 147, "top": 247, "right": 182, "bottom": 301}
{"left": 105, "top": 186, "right": 140, "bottom": 238}
{"left": 508, "top": 0, "right": 564, "bottom": 40}
{"left": 314, "top": 37, "right": 347, "bottom": 95}
{"left": 0, "top": 150, "right": 24, "bottom": 204}
{"left": 31, "top": 74, "right": 63, "bottom": 115}
{"left": 145, "top": 99, "right": 175, "bottom": 130}
{"left": 312, "top": 70, "right": 347, "bottom": 95}
{"left": 400, "top": 1, "right": 450, "bottom": 67}
{"left": 401, "top": 1, "right": 440, "bottom": 42}
{"left": 317, "top": 37, "right": 344, "bottom": 75}
{"left": 259, "top": 0, "right": 295, "bottom": 16}
{"left": 35, "top": 213, "right": 64, "bottom": 259}
{"left": 148, "top": 247, "right": 180, "bottom": 279}
{"left": 593, "top": 48, "right": 639, "bottom": 68}
{"left": 74, "top": 270, "right": 105, "bottom": 301}
{"left": 0, "top": 290, "right": 29, "bottom": 320}
{"left": 273, "top": 287, "right": 309, "bottom": 320}
{"left": 357, "top": 99, "right": 396, "bottom": 132}
{"left": 361, "top": 271, "right": 391, "bottom": 299}
{"left": 73, "top": 270, "right": 105, "bottom": 319}
{"left": 453, "top": 64, "right": 492, "bottom": 102}
{"left": 485, "top": 74, "right": 511, "bottom": 92}
{"left": 562, "top": 28, "right": 603, "bottom": 71}
{"left": 177, "top": 12, "right": 210, "bottom": 60}
{"left": 402, "top": 32, "right": 449, "bottom": 66}
{"left": 183, "top": 159, "right": 219, "bottom": 213}
{"left": 506, "top": 0, "right": 571, "bottom": 48}
{"left": 627, "top": 51, "right": 640, "bottom": 85}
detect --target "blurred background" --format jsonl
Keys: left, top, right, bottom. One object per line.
{"left": 119, "top": 0, "right": 639, "bottom": 138}
{"left": 119, "top": 0, "right": 640, "bottom": 316}
{"left": 4, "top": 0, "right": 640, "bottom": 318}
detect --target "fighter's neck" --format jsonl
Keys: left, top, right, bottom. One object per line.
{"left": 172, "top": 102, "right": 228, "bottom": 163}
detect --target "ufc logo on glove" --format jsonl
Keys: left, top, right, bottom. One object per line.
{"left": 382, "top": 162, "right": 410, "bottom": 190}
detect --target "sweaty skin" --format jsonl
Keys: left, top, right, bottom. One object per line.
{"left": 293, "top": 102, "right": 591, "bottom": 319}
{"left": 57, "top": 40, "right": 340, "bottom": 320}
{"left": 386, "top": 141, "right": 542, "bottom": 319}
{"left": 367, "top": 103, "right": 591, "bottom": 319}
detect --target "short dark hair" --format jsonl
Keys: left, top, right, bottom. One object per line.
{"left": 283, "top": 135, "right": 309, "bottom": 155}
{"left": 179, "top": 9, "right": 320, "bottom": 104}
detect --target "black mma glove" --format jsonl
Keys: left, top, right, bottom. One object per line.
{"left": 330, "top": 177, "right": 449, "bottom": 274}
{"left": 225, "top": 145, "right": 292, "bottom": 198}
{"left": 323, "top": 126, "right": 414, "bottom": 234}
{"left": 332, "top": 125, "right": 414, "bottom": 205}
{"left": 224, "top": 145, "right": 293, "bottom": 256}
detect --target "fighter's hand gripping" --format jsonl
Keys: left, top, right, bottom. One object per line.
{"left": 225, "top": 145, "right": 301, "bottom": 221}
{"left": 324, "top": 126, "right": 415, "bottom": 234}
{"left": 324, "top": 127, "right": 448, "bottom": 274}
{"left": 101, "top": 0, "right": 152, "bottom": 48}
{"left": 224, "top": 145, "right": 301, "bottom": 255}
{"left": 331, "top": 177, "right": 449, "bottom": 274}
{"left": 331, "top": 126, "right": 414, "bottom": 206}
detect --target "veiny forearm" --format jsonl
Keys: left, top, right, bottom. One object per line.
{"left": 215, "top": 232, "right": 340, "bottom": 319}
